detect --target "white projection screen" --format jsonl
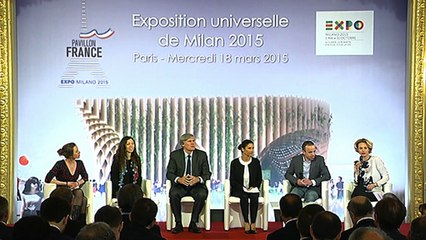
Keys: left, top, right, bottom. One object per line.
{"left": 9, "top": 0, "right": 418, "bottom": 222}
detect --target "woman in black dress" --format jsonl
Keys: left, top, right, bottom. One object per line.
{"left": 110, "top": 136, "right": 142, "bottom": 198}
{"left": 45, "top": 142, "right": 89, "bottom": 222}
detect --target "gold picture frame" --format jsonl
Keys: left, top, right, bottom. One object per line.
{"left": 0, "top": 0, "right": 425, "bottom": 221}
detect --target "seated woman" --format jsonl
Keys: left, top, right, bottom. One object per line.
{"left": 45, "top": 142, "right": 89, "bottom": 223}
{"left": 229, "top": 139, "right": 262, "bottom": 234}
{"left": 110, "top": 136, "right": 142, "bottom": 198}
{"left": 351, "top": 138, "right": 389, "bottom": 201}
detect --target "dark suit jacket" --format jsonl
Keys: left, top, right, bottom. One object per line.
{"left": 0, "top": 222, "right": 13, "bottom": 240}
{"left": 47, "top": 226, "right": 73, "bottom": 240}
{"left": 125, "top": 223, "right": 166, "bottom": 240}
{"left": 340, "top": 218, "right": 375, "bottom": 240}
{"left": 229, "top": 157, "right": 262, "bottom": 197}
{"left": 383, "top": 229, "right": 408, "bottom": 240}
{"left": 267, "top": 219, "right": 299, "bottom": 240}
{"left": 120, "top": 213, "right": 163, "bottom": 240}
{"left": 166, "top": 148, "right": 212, "bottom": 189}
{"left": 284, "top": 154, "right": 331, "bottom": 195}
{"left": 63, "top": 219, "right": 85, "bottom": 239}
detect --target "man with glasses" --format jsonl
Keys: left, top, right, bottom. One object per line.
{"left": 284, "top": 141, "right": 331, "bottom": 203}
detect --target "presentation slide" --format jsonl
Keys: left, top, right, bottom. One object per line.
{"left": 15, "top": 0, "right": 407, "bottom": 221}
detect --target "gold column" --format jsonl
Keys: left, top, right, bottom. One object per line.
{"left": 0, "top": 0, "right": 15, "bottom": 222}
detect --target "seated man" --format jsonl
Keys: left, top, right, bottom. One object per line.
{"left": 297, "top": 204, "right": 325, "bottom": 240}
{"left": 39, "top": 197, "right": 73, "bottom": 240}
{"left": 13, "top": 215, "right": 50, "bottom": 240}
{"left": 166, "top": 133, "right": 212, "bottom": 234}
{"left": 95, "top": 205, "right": 123, "bottom": 240}
{"left": 340, "top": 196, "right": 376, "bottom": 240}
{"left": 374, "top": 196, "right": 407, "bottom": 240}
{"left": 267, "top": 193, "right": 302, "bottom": 240}
{"left": 409, "top": 215, "right": 426, "bottom": 240}
{"left": 285, "top": 141, "right": 331, "bottom": 203}
{"left": 76, "top": 222, "right": 115, "bottom": 240}
{"left": 125, "top": 198, "right": 165, "bottom": 240}
{"left": 310, "top": 211, "right": 342, "bottom": 240}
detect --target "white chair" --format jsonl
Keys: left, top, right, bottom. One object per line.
{"left": 105, "top": 179, "right": 153, "bottom": 206}
{"left": 166, "top": 179, "right": 211, "bottom": 231}
{"left": 224, "top": 179, "right": 269, "bottom": 231}
{"left": 283, "top": 179, "right": 329, "bottom": 209}
{"left": 43, "top": 181, "right": 94, "bottom": 223}
{"left": 343, "top": 182, "right": 392, "bottom": 230}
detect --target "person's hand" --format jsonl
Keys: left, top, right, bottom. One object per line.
{"left": 354, "top": 161, "right": 362, "bottom": 173}
{"left": 366, "top": 183, "right": 376, "bottom": 191}
{"left": 297, "top": 179, "right": 306, "bottom": 187}
{"left": 187, "top": 175, "right": 200, "bottom": 186}
{"left": 68, "top": 182, "right": 79, "bottom": 189}
{"left": 301, "top": 178, "right": 313, "bottom": 187}
{"left": 178, "top": 176, "right": 190, "bottom": 186}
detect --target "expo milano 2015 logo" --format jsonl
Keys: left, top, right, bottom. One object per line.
{"left": 59, "top": 0, "right": 114, "bottom": 88}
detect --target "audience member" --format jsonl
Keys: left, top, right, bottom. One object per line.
{"left": 123, "top": 198, "right": 165, "bottom": 240}
{"left": 349, "top": 227, "right": 391, "bottom": 240}
{"left": 95, "top": 205, "right": 123, "bottom": 240}
{"left": 0, "top": 196, "right": 12, "bottom": 240}
{"left": 297, "top": 204, "right": 325, "bottom": 240}
{"left": 75, "top": 222, "right": 115, "bottom": 240}
{"left": 374, "top": 196, "right": 407, "bottom": 240}
{"left": 39, "top": 197, "right": 73, "bottom": 240}
{"left": 418, "top": 203, "right": 426, "bottom": 216}
{"left": 50, "top": 187, "right": 86, "bottom": 238}
{"left": 267, "top": 193, "right": 302, "bottom": 240}
{"left": 408, "top": 215, "right": 426, "bottom": 240}
{"left": 310, "top": 211, "right": 342, "bottom": 240}
{"left": 13, "top": 215, "right": 50, "bottom": 240}
{"left": 341, "top": 196, "right": 375, "bottom": 240}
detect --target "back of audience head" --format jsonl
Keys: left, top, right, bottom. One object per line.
{"left": 418, "top": 203, "right": 426, "bottom": 216}
{"left": 409, "top": 215, "right": 426, "bottom": 240}
{"left": 130, "top": 198, "right": 157, "bottom": 228}
{"left": 95, "top": 205, "right": 123, "bottom": 240}
{"left": 349, "top": 227, "right": 390, "bottom": 240}
{"left": 40, "top": 197, "right": 71, "bottom": 223}
{"left": 280, "top": 193, "right": 302, "bottom": 220}
{"left": 75, "top": 222, "right": 115, "bottom": 240}
{"left": 310, "top": 211, "right": 341, "bottom": 240}
{"left": 118, "top": 183, "right": 144, "bottom": 213}
{"left": 50, "top": 187, "right": 73, "bottom": 205}
{"left": 347, "top": 196, "right": 373, "bottom": 223}
{"left": 297, "top": 204, "right": 325, "bottom": 238}
{"left": 374, "top": 196, "right": 406, "bottom": 230}
{"left": 13, "top": 215, "right": 50, "bottom": 240}
{"left": 0, "top": 196, "right": 9, "bottom": 222}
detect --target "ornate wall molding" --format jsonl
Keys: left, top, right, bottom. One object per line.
{"left": 0, "top": 0, "right": 425, "bottom": 221}
{"left": 0, "top": 0, "right": 14, "bottom": 218}
{"left": 409, "top": 0, "right": 426, "bottom": 220}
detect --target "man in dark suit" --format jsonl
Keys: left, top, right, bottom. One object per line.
{"left": 166, "top": 133, "right": 212, "bottom": 234}
{"left": 340, "top": 196, "right": 375, "bottom": 240}
{"left": 40, "top": 197, "right": 73, "bottom": 240}
{"left": 267, "top": 193, "right": 302, "bottom": 240}
{"left": 284, "top": 141, "right": 331, "bottom": 203}
{"left": 0, "top": 196, "right": 13, "bottom": 240}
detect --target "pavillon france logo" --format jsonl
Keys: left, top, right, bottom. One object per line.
{"left": 60, "top": 0, "right": 113, "bottom": 88}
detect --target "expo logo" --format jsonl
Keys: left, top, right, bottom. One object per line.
{"left": 325, "top": 20, "right": 364, "bottom": 31}
{"left": 61, "top": 80, "right": 75, "bottom": 85}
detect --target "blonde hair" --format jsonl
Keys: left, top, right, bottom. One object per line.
{"left": 354, "top": 138, "right": 373, "bottom": 153}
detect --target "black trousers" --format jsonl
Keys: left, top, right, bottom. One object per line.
{"left": 233, "top": 192, "right": 260, "bottom": 223}
{"left": 169, "top": 183, "right": 208, "bottom": 224}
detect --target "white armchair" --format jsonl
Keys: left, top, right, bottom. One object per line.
{"left": 283, "top": 179, "right": 329, "bottom": 209}
{"left": 224, "top": 179, "right": 269, "bottom": 231}
{"left": 343, "top": 181, "right": 392, "bottom": 230}
{"left": 105, "top": 179, "right": 153, "bottom": 206}
{"left": 43, "top": 181, "right": 94, "bottom": 223}
{"left": 166, "top": 179, "right": 211, "bottom": 231}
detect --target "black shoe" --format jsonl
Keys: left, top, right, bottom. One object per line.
{"left": 188, "top": 222, "right": 201, "bottom": 233}
{"left": 172, "top": 223, "right": 183, "bottom": 234}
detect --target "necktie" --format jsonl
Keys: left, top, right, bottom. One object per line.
{"left": 186, "top": 155, "right": 191, "bottom": 176}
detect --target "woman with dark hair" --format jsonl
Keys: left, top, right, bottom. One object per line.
{"left": 21, "top": 176, "right": 42, "bottom": 217}
{"left": 229, "top": 139, "right": 262, "bottom": 234}
{"left": 110, "top": 136, "right": 142, "bottom": 198}
{"left": 352, "top": 138, "right": 389, "bottom": 201}
{"left": 45, "top": 142, "right": 89, "bottom": 222}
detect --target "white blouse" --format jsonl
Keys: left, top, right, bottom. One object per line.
{"left": 354, "top": 155, "right": 389, "bottom": 192}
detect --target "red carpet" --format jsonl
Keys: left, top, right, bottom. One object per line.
{"left": 158, "top": 222, "right": 411, "bottom": 240}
